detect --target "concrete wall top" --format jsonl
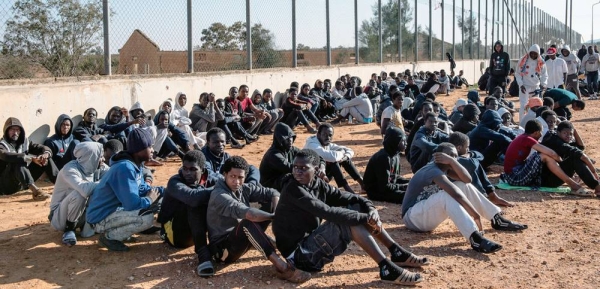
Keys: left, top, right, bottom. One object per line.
{"left": 0, "top": 60, "right": 487, "bottom": 144}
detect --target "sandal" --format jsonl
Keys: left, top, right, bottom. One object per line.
{"left": 471, "top": 237, "right": 503, "bottom": 253}
{"left": 393, "top": 253, "right": 430, "bottom": 268}
{"left": 571, "top": 187, "right": 595, "bottom": 197}
{"left": 196, "top": 261, "right": 215, "bottom": 278}
{"left": 381, "top": 268, "right": 423, "bottom": 286}
{"left": 275, "top": 264, "right": 311, "bottom": 284}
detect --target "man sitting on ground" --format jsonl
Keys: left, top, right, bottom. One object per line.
{"left": 304, "top": 124, "right": 365, "bottom": 194}
{"left": 86, "top": 128, "right": 164, "bottom": 251}
{"left": 207, "top": 156, "right": 311, "bottom": 283}
{"left": 157, "top": 151, "right": 215, "bottom": 277}
{"left": 0, "top": 117, "right": 56, "bottom": 199}
{"left": 409, "top": 112, "right": 449, "bottom": 173}
{"left": 363, "top": 127, "right": 410, "bottom": 204}
{"left": 468, "top": 110, "right": 513, "bottom": 169}
{"left": 274, "top": 149, "right": 427, "bottom": 286}
{"left": 49, "top": 142, "right": 105, "bottom": 247}
{"left": 45, "top": 114, "right": 79, "bottom": 170}
{"left": 452, "top": 103, "right": 480, "bottom": 135}
{"left": 74, "top": 108, "right": 107, "bottom": 144}
{"left": 379, "top": 91, "right": 405, "bottom": 135}
{"left": 402, "top": 143, "right": 527, "bottom": 254}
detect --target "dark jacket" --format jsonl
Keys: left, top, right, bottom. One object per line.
{"left": 0, "top": 117, "right": 52, "bottom": 176}
{"left": 44, "top": 114, "right": 79, "bottom": 170}
{"left": 478, "top": 72, "right": 490, "bottom": 91}
{"left": 577, "top": 46, "right": 587, "bottom": 61}
{"left": 201, "top": 146, "right": 260, "bottom": 185}
{"left": 409, "top": 126, "right": 449, "bottom": 173}
{"left": 157, "top": 171, "right": 214, "bottom": 224}
{"left": 259, "top": 123, "right": 301, "bottom": 190}
{"left": 468, "top": 110, "right": 512, "bottom": 153}
{"left": 99, "top": 106, "right": 131, "bottom": 144}
{"left": 73, "top": 117, "right": 106, "bottom": 143}
{"left": 375, "top": 93, "right": 392, "bottom": 125}
{"left": 456, "top": 151, "right": 494, "bottom": 195}
{"left": 273, "top": 175, "right": 375, "bottom": 258}
{"left": 363, "top": 127, "right": 408, "bottom": 203}
{"left": 541, "top": 131, "right": 585, "bottom": 161}
{"left": 420, "top": 78, "right": 441, "bottom": 94}
{"left": 453, "top": 104, "right": 480, "bottom": 134}
{"left": 489, "top": 41, "right": 510, "bottom": 77}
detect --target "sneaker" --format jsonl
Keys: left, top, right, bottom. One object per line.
{"left": 99, "top": 234, "right": 130, "bottom": 252}
{"left": 62, "top": 231, "right": 77, "bottom": 247}
{"left": 275, "top": 264, "right": 311, "bottom": 284}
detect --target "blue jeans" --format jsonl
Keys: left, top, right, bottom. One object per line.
{"left": 587, "top": 71, "right": 599, "bottom": 94}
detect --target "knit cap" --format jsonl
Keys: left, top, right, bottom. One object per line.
{"left": 127, "top": 128, "right": 154, "bottom": 154}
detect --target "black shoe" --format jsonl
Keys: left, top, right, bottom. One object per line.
{"left": 99, "top": 235, "right": 130, "bottom": 252}
{"left": 491, "top": 214, "right": 528, "bottom": 231}
{"left": 470, "top": 232, "right": 502, "bottom": 253}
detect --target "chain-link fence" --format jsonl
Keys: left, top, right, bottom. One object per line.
{"left": 0, "top": 0, "right": 586, "bottom": 79}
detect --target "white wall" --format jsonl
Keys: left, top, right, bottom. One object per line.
{"left": 0, "top": 60, "right": 487, "bottom": 143}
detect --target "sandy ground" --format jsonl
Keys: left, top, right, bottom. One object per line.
{"left": 2, "top": 87, "right": 600, "bottom": 289}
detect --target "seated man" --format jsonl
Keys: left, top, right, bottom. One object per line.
{"left": 190, "top": 92, "right": 222, "bottom": 133}
{"left": 0, "top": 117, "right": 56, "bottom": 199}
{"left": 237, "top": 84, "right": 269, "bottom": 135}
{"left": 449, "top": 98, "right": 468, "bottom": 125}
{"left": 201, "top": 128, "right": 259, "bottom": 185}
{"left": 74, "top": 108, "right": 107, "bottom": 144}
{"left": 449, "top": 132, "right": 512, "bottom": 207}
{"left": 259, "top": 123, "right": 326, "bottom": 191}
{"left": 364, "top": 127, "right": 410, "bottom": 203}
{"left": 453, "top": 103, "right": 480, "bottom": 135}
{"left": 49, "top": 142, "right": 105, "bottom": 246}
{"left": 375, "top": 85, "right": 399, "bottom": 127}
{"left": 497, "top": 107, "right": 524, "bottom": 136}
{"left": 379, "top": 91, "right": 405, "bottom": 135}
{"left": 172, "top": 92, "right": 204, "bottom": 150}
{"left": 304, "top": 123, "right": 364, "bottom": 194}
{"left": 45, "top": 114, "right": 79, "bottom": 170}
{"left": 402, "top": 77, "right": 420, "bottom": 98}
{"left": 420, "top": 73, "right": 441, "bottom": 94}
{"left": 212, "top": 97, "right": 246, "bottom": 149}
{"left": 403, "top": 143, "right": 527, "bottom": 254}
{"left": 519, "top": 97, "right": 544, "bottom": 127}
{"left": 99, "top": 106, "right": 142, "bottom": 147}
{"left": 153, "top": 104, "right": 190, "bottom": 160}
{"left": 544, "top": 88, "right": 585, "bottom": 120}
{"left": 273, "top": 149, "right": 426, "bottom": 286}
{"left": 541, "top": 121, "right": 600, "bottom": 196}
{"left": 332, "top": 87, "right": 374, "bottom": 124}
{"left": 409, "top": 112, "right": 449, "bottom": 173}
{"left": 86, "top": 128, "right": 164, "bottom": 251}
{"left": 468, "top": 110, "right": 513, "bottom": 169}
{"left": 436, "top": 69, "right": 451, "bottom": 95}
{"left": 207, "top": 156, "right": 310, "bottom": 283}
{"left": 222, "top": 87, "right": 259, "bottom": 145}
{"left": 157, "top": 150, "right": 215, "bottom": 277}
{"left": 501, "top": 120, "right": 582, "bottom": 192}
{"left": 281, "top": 87, "right": 320, "bottom": 134}
{"left": 405, "top": 101, "right": 434, "bottom": 157}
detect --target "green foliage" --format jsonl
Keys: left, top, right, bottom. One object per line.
{"left": 1, "top": 0, "right": 103, "bottom": 77}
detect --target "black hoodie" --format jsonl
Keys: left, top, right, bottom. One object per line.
{"left": 489, "top": 41, "right": 510, "bottom": 77}
{"left": 0, "top": 117, "right": 51, "bottom": 175}
{"left": 453, "top": 104, "right": 480, "bottom": 134}
{"left": 363, "top": 127, "right": 408, "bottom": 204}
{"left": 44, "top": 114, "right": 79, "bottom": 170}
{"left": 259, "top": 123, "right": 324, "bottom": 190}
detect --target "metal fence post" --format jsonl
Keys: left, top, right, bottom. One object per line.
{"left": 246, "top": 0, "right": 252, "bottom": 70}
{"left": 477, "top": 0, "right": 481, "bottom": 59}
{"left": 292, "top": 0, "right": 297, "bottom": 67}
{"left": 569, "top": 0, "right": 573, "bottom": 46}
{"left": 354, "top": 0, "right": 359, "bottom": 64}
{"left": 379, "top": 0, "right": 383, "bottom": 63}
{"left": 530, "top": 0, "right": 533, "bottom": 46}
{"left": 442, "top": 0, "right": 445, "bottom": 61}
{"left": 326, "top": 0, "right": 331, "bottom": 66}
{"left": 461, "top": 0, "right": 464, "bottom": 59}
{"left": 452, "top": 0, "right": 455, "bottom": 58}
{"left": 501, "top": 0, "right": 504, "bottom": 44}
{"left": 187, "top": 0, "right": 193, "bottom": 73}
{"left": 470, "top": 0, "right": 473, "bottom": 59}
{"left": 429, "top": 0, "right": 432, "bottom": 61}
{"left": 492, "top": 0, "right": 495, "bottom": 45}
{"left": 398, "top": 0, "right": 402, "bottom": 61}
{"left": 485, "top": 0, "right": 488, "bottom": 59}
{"left": 102, "top": 0, "right": 110, "bottom": 75}
{"left": 415, "top": 0, "right": 418, "bottom": 62}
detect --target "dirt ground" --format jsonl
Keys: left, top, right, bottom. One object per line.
{"left": 2, "top": 87, "right": 600, "bottom": 289}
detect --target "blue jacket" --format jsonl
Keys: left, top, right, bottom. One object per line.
{"left": 86, "top": 151, "right": 159, "bottom": 224}
{"left": 409, "top": 126, "right": 449, "bottom": 173}
{"left": 44, "top": 114, "right": 79, "bottom": 170}
{"left": 201, "top": 146, "right": 260, "bottom": 185}
{"left": 468, "top": 110, "right": 512, "bottom": 153}
{"left": 456, "top": 151, "right": 494, "bottom": 195}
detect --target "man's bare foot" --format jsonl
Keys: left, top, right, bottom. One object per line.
{"left": 488, "top": 192, "right": 513, "bottom": 207}
{"left": 29, "top": 184, "right": 50, "bottom": 201}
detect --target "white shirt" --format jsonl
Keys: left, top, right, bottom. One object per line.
{"left": 545, "top": 57, "right": 568, "bottom": 88}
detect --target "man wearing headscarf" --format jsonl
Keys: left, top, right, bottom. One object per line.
{"left": 515, "top": 44, "right": 548, "bottom": 121}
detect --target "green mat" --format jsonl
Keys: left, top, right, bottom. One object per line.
{"left": 495, "top": 181, "right": 571, "bottom": 194}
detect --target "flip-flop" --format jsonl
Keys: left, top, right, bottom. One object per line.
{"left": 381, "top": 269, "right": 423, "bottom": 286}
{"left": 393, "top": 253, "right": 430, "bottom": 268}
{"left": 571, "top": 187, "right": 595, "bottom": 197}
{"left": 197, "top": 261, "right": 214, "bottom": 278}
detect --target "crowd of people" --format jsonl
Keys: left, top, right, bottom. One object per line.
{"left": 1, "top": 40, "right": 600, "bottom": 286}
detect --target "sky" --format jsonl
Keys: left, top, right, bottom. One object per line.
{"left": 0, "top": 0, "right": 597, "bottom": 54}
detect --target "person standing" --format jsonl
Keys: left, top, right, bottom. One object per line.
{"left": 580, "top": 46, "right": 600, "bottom": 99}
{"left": 545, "top": 47, "right": 568, "bottom": 90}
{"left": 489, "top": 41, "right": 511, "bottom": 93}
{"left": 515, "top": 44, "right": 548, "bottom": 121}
{"left": 559, "top": 45, "right": 582, "bottom": 99}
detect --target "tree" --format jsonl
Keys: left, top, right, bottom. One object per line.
{"left": 200, "top": 22, "right": 245, "bottom": 50}
{"left": 297, "top": 43, "right": 311, "bottom": 50}
{"left": 2, "top": 0, "right": 103, "bottom": 77}
{"left": 358, "top": 0, "right": 415, "bottom": 62}
{"left": 457, "top": 14, "right": 480, "bottom": 59}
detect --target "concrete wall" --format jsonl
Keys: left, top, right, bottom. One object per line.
{"left": 0, "top": 59, "right": 487, "bottom": 143}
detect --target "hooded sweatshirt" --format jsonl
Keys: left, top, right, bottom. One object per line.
{"left": 559, "top": 45, "right": 581, "bottom": 75}
{"left": 516, "top": 44, "right": 548, "bottom": 88}
{"left": 341, "top": 92, "right": 374, "bottom": 119}
{"left": 0, "top": 117, "right": 52, "bottom": 175}
{"left": 157, "top": 169, "right": 214, "bottom": 224}
{"left": 98, "top": 106, "right": 132, "bottom": 144}
{"left": 304, "top": 135, "right": 354, "bottom": 163}
{"left": 172, "top": 92, "right": 193, "bottom": 126}
{"left": 453, "top": 104, "right": 480, "bottom": 134}
{"left": 468, "top": 110, "right": 512, "bottom": 153}
{"left": 455, "top": 150, "right": 494, "bottom": 196}
{"left": 86, "top": 151, "right": 155, "bottom": 224}
{"left": 580, "top": 48, "right": 600, "bottom": 73}
{"left": 50, "top": 142, "right": 103, "bottom": 213}
{"left": 363, "top": 127, "right": 408, "bottom": 203}
{"left": 490, "top": 41, "right": 511, "bottom": 78}
{"left": 44, "top": 114, "right": 79, "bottom": 170}
{"left": 201, "top": 146, "right": 260, "bottom": 185}
{"left": 189, "top": 100, "right": 224, "bottom": 132}
{"left": 409, "top": 124, "right": 449, "bottom": 173}
{"left": 259, "top": 123, "right": 301, "bottom": 190}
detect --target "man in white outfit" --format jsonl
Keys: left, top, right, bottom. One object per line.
{"left": 545, "top": 47, "right": 568, "bottom": 90}
{"left": 559, "top": 45, "right": 582, "bottom": 99}
{"left": 515, "top": 44, "right": 548, "bottom": 121}
{"left": 580, "top": 46, "right": 600, "bottom": 99}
